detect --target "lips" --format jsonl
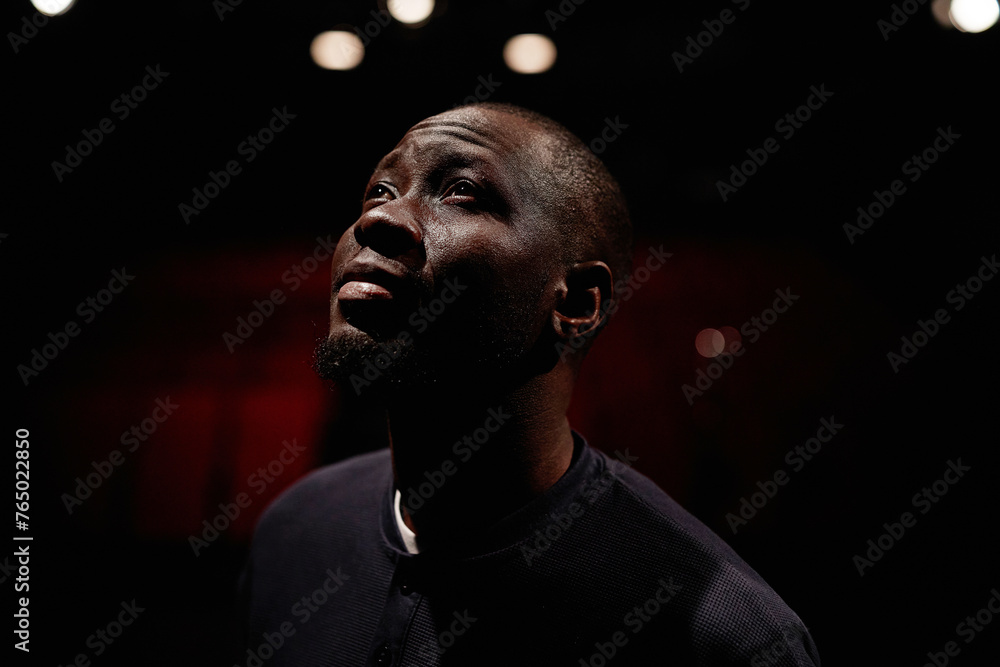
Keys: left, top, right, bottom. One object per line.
{"left": 339, "top": 280, "right": 393, "bottom": 300}
{"left": 336, "top": 261, "right": 413, "bottom": 303}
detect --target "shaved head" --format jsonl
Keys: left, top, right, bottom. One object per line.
{"left": 451, "top": 102, "right": 634, "bottom": 313}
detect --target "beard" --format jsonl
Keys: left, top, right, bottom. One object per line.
{"left": 312, "top": 327, "right": 438, "bottom": 397}
{"left": 313, "top": 279, "right": 553, "bottom": 400}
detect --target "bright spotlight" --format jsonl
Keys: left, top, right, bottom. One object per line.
{"left": 950, "top": 0, "right": 1000, "bottom": 32}
{"left": 387, "top": 0, "right": 435, "bottom": 25}
{"left": 311, "top": 31, "right": 365, "bottom": 71}
{"left": 503, "top": 34, "right": 557, "bottom": 74}
{"left": 31, "top": 0, "right": 75, "bottom": 16}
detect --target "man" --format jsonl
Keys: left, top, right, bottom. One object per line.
{"left": 239, "top": 102, "right": 820, "bottom": 666}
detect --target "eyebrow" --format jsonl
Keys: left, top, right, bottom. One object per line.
{"left": 366, "top": 142, "right": 516, "bottom": 219}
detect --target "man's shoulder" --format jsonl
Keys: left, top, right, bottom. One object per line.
{"left": 600, "top": 454, "right": 766, "bottom": 578}
{"left": 255, "top": 447, "right": 391, "bottom": 532}
{"left": 576, "top": 450, "right": 819, "bottom": 663}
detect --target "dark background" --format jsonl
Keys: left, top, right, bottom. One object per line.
{"left": 6, "top": 0, "right": 999, "bottom": 664}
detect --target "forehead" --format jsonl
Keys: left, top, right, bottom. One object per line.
{"left": 375, "top": 108, "right": 547, "bottom": 176}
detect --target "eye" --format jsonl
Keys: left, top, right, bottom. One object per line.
{"left": 442, "top": 179, "right": 481, "bottom": 203}
{"left": 364, "top": 183, "right": 395, "bottom": 203}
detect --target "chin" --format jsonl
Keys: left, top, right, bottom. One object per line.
{"left": 314, "top": 306, "right": 540, "bottom": 400}
{"left": 313, "top": 331, "right": 439, "bottom": 397}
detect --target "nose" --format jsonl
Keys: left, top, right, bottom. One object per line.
{"left": 354, "top": 203, "right": 423, "bottom": 260}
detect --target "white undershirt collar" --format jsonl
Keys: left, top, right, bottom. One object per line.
{"left": 394, "top": 489, "right": 421, "bottom": 554}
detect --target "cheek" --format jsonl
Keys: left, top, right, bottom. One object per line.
{"left": 495, "top": 225, "right": 558, "bottom": 297}
{"left": 432, "top": 228, "right": 555, "bottom": 337}
{"left": 428, "top": 224, "right": 546, "bottom": 290}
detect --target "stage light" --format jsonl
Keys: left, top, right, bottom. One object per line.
{"left": 387, "top": 0, "right": 434, "bottom": 25}
{"left": 949, "top": 0, "right": 1000, "bottom": 32}
{"left": 932, "top": 0, "right": 955, "bottom": 27}
{"left": 31, "top": 0, "right": 75, "bottom": 16}
{"left": 695, "top": 328, "right": 726, "bottom": 358}
{"left": 503, "top": 34, "right": 557, "bottom": 74}
{"left": 311, "top": 31, "right": 365, "bottom": 71}
{"left": 719, "top": 326, "right": 742, "bottom": 353}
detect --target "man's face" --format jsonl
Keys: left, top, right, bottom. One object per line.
{"left": 314, "top": 107, "right": 563, "bottom": 394}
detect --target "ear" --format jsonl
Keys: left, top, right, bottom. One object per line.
{"left": 552, "top": 260, "right": 614, "bottom": 340}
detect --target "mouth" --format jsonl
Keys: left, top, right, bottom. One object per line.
{"left": 337, "top": 263, "right": 410, "bottom": 302}
{"left": 339, "top": 280, "right": 394, "bottom": 301}
{"left": 333, "top": 260, "right": 423, "bottom": 335}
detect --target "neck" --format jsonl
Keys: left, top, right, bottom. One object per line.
{"left": 387, "top": 371, "right": 576, "bottom": 545}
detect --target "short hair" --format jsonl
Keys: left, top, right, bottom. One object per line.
{"left": 453, "top": 102, "right": 634, "bottom": 319}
